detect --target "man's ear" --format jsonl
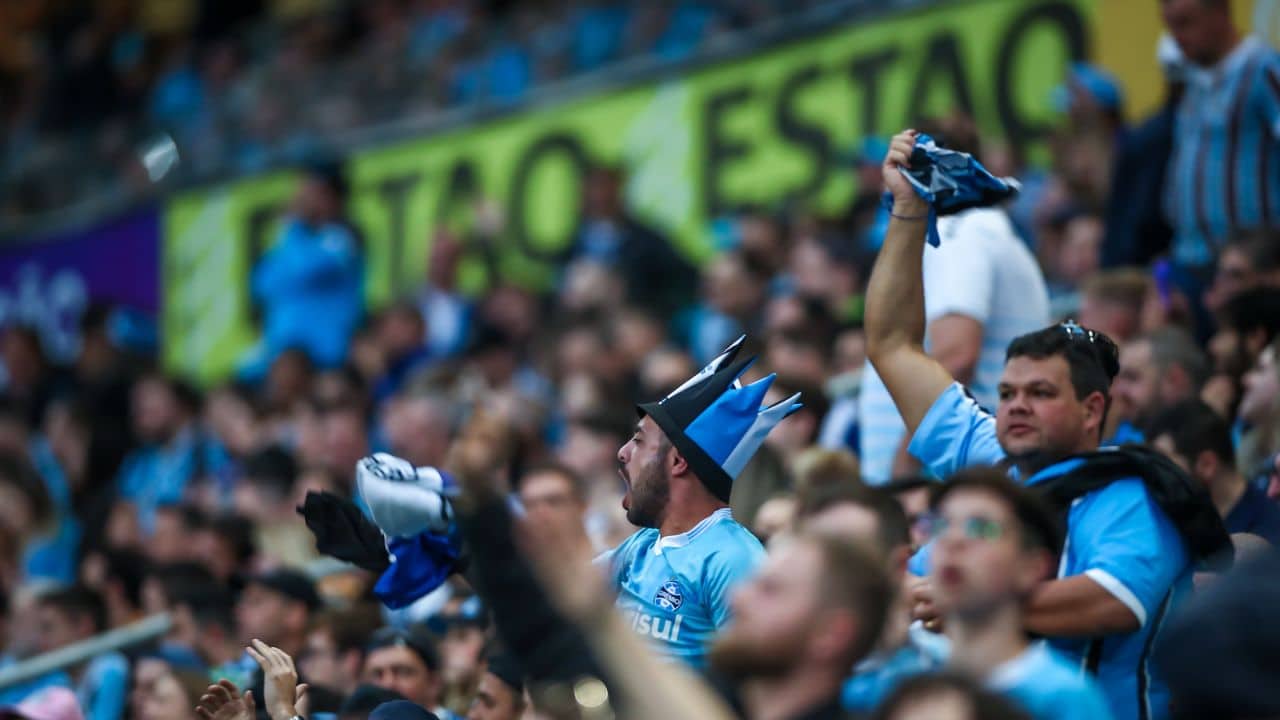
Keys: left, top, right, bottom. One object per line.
{"left": 1193, "top": 449, "right": 1219, "bottom": 483}
{"left": 667, "top": 444, "right": 689, "bottom": 478}
{"left": 1083, "top": 390, "right": 1108, "bottom": 433}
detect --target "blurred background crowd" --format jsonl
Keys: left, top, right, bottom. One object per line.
{"left": 0, "top": 0, "right": 902, "bottom": 224}
{"left": 0, "top": 0, "right": 1278, "bottom": 719}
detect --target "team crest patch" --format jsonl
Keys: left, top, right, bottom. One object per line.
{"left": 655, "top": 580, "right": 684, "bottom": 611}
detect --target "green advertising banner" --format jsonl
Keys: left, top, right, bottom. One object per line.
{"left": 165, "top": 0, "right": 1095, "bottom": 383}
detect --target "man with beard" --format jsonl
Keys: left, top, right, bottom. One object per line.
{"left": 865, "top": 130, "right": 1224, "bottom": 720}
{"left": 522, "top": 519, "right": 892, "bottom": 720}
{"left": 601, "top": 335, "right": 802, "bottom": 666}
{"left": 354, "top": 336, "right": 801, "bottom": 669}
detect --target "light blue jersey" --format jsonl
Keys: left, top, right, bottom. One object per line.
{"left": 600, "top": 508, "right": 763, "bottom": 668}
{"left": 990, "top": 643, "right": 1114, "bottom": 720}
{"left": 907, "top": 383, "right": 1193, "bottom": 720}
{"left": 842, "top": 622, "right": 949, "bottom": 712}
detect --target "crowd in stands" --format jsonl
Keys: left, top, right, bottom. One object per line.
{"left": 0, "top": 0, "right": 1278, "bottom": 719}
{"left": 0, "top": 0, "right": 857, "bottom": 225}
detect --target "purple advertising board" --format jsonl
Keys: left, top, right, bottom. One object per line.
{"left": 0, "top": 208, "right": 158, "bottom": 361}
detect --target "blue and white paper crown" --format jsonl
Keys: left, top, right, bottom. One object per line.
{"left": 637, "top": 336, "right": 802, "bottom": 502}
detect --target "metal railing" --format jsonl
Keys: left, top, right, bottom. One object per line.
{"left": 0, "top": 613, "right": 171, "bottom": 690}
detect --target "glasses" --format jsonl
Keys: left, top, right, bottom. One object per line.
{"left": 926, "top": 514, "right": 1006, "bottom": 542}
{"left": 1059, "top": 320, "right": 1119, "bottom": 376}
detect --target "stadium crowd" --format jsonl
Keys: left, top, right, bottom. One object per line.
{"left": 0, "top": 1, "right": 1279, "bottom": 720}
{"left": 0, "top": 0, "right": 856, "bottom": 224}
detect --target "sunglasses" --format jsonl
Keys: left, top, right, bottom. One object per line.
{"left": 925, "top": 514, "right": 1006, "bottom": 542}
{"left": 1060, "top": 320, "right": 1119, "bottom": 376}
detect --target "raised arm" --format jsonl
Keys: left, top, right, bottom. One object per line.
{"left": 864, "top": 130, "right": 956, "bottom": 434}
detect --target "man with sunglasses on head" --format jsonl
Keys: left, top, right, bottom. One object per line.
{"left": 928, "top": 468, "right": 1111, "bottom": 720}
{"left": 865, "top": 130, "right": 1229, "bottom": 720}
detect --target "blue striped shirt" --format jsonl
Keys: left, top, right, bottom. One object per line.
{"left": 1166, "top": 36, "right": 1280, "bottom": 267}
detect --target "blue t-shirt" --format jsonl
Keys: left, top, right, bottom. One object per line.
{"left": 989, "top": 643, "right": 1115, "bottom": 720}
{"left": 1224, "top": 483, "right": 1280, "bottom": 545}
{"left": 908, "top": 383, "right": 1193, "bottom": 720}
{"left": 842, "top": 622, "right": 949, "bottom": 712}
{"left": 600, "top": 508, "right": 763, "bottom": 668}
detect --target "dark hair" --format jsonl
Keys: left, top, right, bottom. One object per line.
{"left": 1006, "top": 323, "right": 1118, "bottom": 415}
{"left": 930, "top": 468, "right": 1064, "bottom": 554}
{"left": 515, "top": 461, "right": 587, "bottom": 502}
{"left": 205, "top": 513, "right": 258, "bottom": 566}
{"left": 173, "top": 581, "right": 235, "bottom": 632}
{"left": 808, "top": 533, "right": 893, "bottom": 667}
{"left": 99, "top": 548, "right": 150, "bottom": 610}
{"left": 1147, "top": 399, "right": 1235, "bottom": 469}
{"left": 797, "top": 483, "right": 910, "bottom": 554}
{"left": 1219, "top": 288, "right": 1280, "bottom": 345}
{"left": 882, "top": 476, "right": 932, "bottom": 495}
{"left": 0, "top": 451, "right": 53, "bottom": 531}
{"left": 365, "top": 625, "right": 441, "bottom": 672}
{"left": 243, "top": 445, "right": 300, "bottom": 499}
{"left": 312, "top": 603, "right": 386, "bottom": 656}
{"left": 38, "top": 585, "right": 108, "bottom": 634}
{"left": 147, "top": 561, "right": 219, "bottom": 608}
{"left": 872, "top": 672, "right": 1033, "bottom": 720}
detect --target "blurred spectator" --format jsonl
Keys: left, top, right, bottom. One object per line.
{"left": 860, "top": 120, "right": 1049, "bottom": 483}
{"left": 1161, "top": 0, "right": 1280, "bottom": 275}
{"left": 0, "top": 326, "right": 70, "bottom": 429}
{"left": 417, "top": 230, "right": 472, "bottom": 360}
{"left": 340, "top": 685, "right": 410, "bottom": 720}
{"left": 1154, "top": 548, "right": 1280, "bottom": 720}
{"left": 242, "top": 162, "right": 364, "bottom": 379}
{"left": 465, "top": 653, "right": 523, "bottom": 720}
{"left": 0, "top": 450, "right": 76, "bottom": 585}
{"left": 567, "top": 166, "right": 698, "bottom": 318}
{"left": 1202, "top": 231, "right": 1280, "bottom": 313}
{"left": 235, "top": 569, "right": 320, "bottom": 658}
{"left": 431, "top": 598, "right": 488, "bottom": 718}
{"left": 883, "top": 477, "right": 932, "bottom": 552}
{"left": 362, "top": 626, "right": 448, "bottom": 718}
{"left": 1102, "top": 37, "right": 1181, "bottom": 269}
{"left": 381, "top": 392, "right": 454, "bottom": 470}
{"left": 300, "top": 604, "right": 386, "bottom": 699}
{"left": 78, "top": 548, "right": 147, "bottom": 630}
{"left": 372, "top": 302, "right": 435, "bottom": 406}
{"left": 1108, "top": 327, "right": 1209, "bottom": 444}
{"left": 114, "top": 374, "right": 205, "bottom": 539}
{"left": 166, "top": 579, "right": 241, "bottom": 672}
{"left": 871, "top": 673, "right": 1033, "bottom": 720}
{"left": 1235, "top": 339, "right": 1280, "bottom": 473}
{"left": 1149, "top": 399, "right": 1280, "bottom": 544}
{"left": 35, "top": 586, "right": 129, "bottom": 720}
{"left": 794, "top": 482, "right": 937, "bottom": 714}
{"left": 1075, "top": 269, "right": 1150, "bottom": 344}
{"left": 679, "top": 250, "right": 769, "bottom": 365}
{"left": 129, "top": 663, "right": 208, "bottom": 720}
{"left": 927, "top": 470, "right": 1111, "bottom": 720}
{"left": 234, "top": 445, "right": 317, "bottom": 568}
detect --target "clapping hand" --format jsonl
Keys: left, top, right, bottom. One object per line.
{"left": 246, "top": 639, "right": 309, "bottom": 720}
{"left": 195, "top": 680, "right": 254, "bottom": 720}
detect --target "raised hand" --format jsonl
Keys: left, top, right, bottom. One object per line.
{"left": 882, "top": 129, "right": 928, "bottom": 215}
{"left": 246, "top": 639, "right": 309, "bottom": 720}
{"left": 195, "top": 680, "right": 254, "bottom": 720}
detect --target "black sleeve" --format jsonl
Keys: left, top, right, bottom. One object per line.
{"left": 458, "top": 501, "right": 604, "bottom": 685}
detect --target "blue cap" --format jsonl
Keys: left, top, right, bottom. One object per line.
{"left": 1053, "top": 62, "right": 1123, "bottom": 113}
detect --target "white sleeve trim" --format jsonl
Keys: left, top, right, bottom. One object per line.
{"left": 1084, "top": 568, "right": 1147, "bottom": 627}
